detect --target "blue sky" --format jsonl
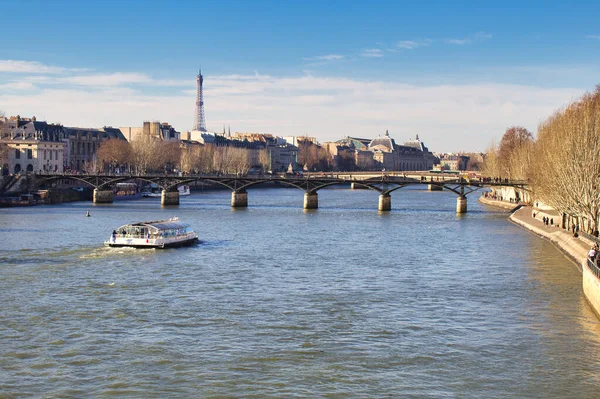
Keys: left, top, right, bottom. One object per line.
{"left": 1, "top": 0, "right": 600, "bottom": 151}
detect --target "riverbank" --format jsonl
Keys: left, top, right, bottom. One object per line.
{"left": 479, "top": 195, "right": 589, "bottom": 268}
{"left": 479, "top": 194, "right": 600, "bottom": 319}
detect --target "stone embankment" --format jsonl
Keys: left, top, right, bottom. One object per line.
{"left": 479, "top": 195, "right": 600, "bottom": 317}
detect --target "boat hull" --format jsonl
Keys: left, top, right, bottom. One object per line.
{"left": 113, "top": 193, "right": 142, "bottom": 201}
{"left": 105, "top": 236, "right": 199, "bottom": 249}
{"left": 142, "top": 187, "right": 190, "bottom": 198}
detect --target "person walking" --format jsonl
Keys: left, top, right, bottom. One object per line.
{"left": 589, "top": 246, "right": 597, "bottom": 262}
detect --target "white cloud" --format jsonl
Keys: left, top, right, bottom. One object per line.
{"left": 475, "top": 32, "right": 493, "bottom": 40}
{"left": 445, "top": 32, "right": 492, "bottom": 45}
{"left": 445, "top": 39, "right": 471, "bottom": 45}
{"left": 586, "top": 35, "right": 600, "bottom": 40}
{"left": 0, "top": 71, "right": 584, "bottom": 152}
{"left": 0, "top": 81, "right": 36, "bottom": 90}
{"left": 302, "top": 54, "right": 344, "bottom": 61}
{"left": 62, "top": 72, "right": 153, "bottom": 86}
{"left": 0, "top": 60, "right": 88, "bottom": 74}
{"left": 360, "top": 49, "right": 384, "bottom": 58}
{"left": 13, "top": 72, "right": 191, "bottom": 88}
{"left": 396, "top": 39, "right": 432, "bottom": 49}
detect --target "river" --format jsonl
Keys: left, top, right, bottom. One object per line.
{"left": 1, "top": 186, "right": 600, "bottom": 398}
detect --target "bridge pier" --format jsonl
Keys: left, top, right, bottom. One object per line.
{"left": 93, "top": 189, "right": 113, "bottom": 203}
{"left": 231, "top": 190, "right": 248, "bottom": 208}
{"left": 161, "top": 190, "right": 180, "bottom": 206}
{"left": 378, "top": 194, "right": 391, "bottom": 212}
{"left": 304, "top": 192, "right": 318, "bottom": 209}
{"left": 456, "top": 195, "right": 467, "bottom": 213}
{"left": 428, "top": 184, "right": 443, "bottom": 191}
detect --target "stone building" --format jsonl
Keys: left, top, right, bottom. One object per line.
{"left": 0, "top": 115, "right": 129, "bottom": 173}
{"left": 228, "top": 132, "right": 299, "bottom": 172}
{"left": 368, "top": 131, "right": 435, "bottom": 171}
{"left": 439, "top": 154, "right": 470, "bottom": 171}
{"left": 324, "top": 132, "right": 435, "bottom": 172}
{"left": 64, "top": 126, "right": 126, "bottom": 172}
{"left": 119, "top": 121, "right": 180, "bottom": 142}
{"left": 0, "top": 116, "right": 66, "bottom": 174}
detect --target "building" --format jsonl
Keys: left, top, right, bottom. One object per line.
{"left": 324, "top": 131, "right": 436, "bottom": 171}
{"left": 0, "top": 116, "right": 66, "bottom": 174}
{"left": 119, "top": 121, "right": 180, "bottom": 142}
{"left": 438, "top": 154, "right": 470, "bottom": 171}
{"left": 63, "top": 126, "right": 127, "bottom": 172}
{"left": 368, "top": 131, "right": 436, "bottom": 171}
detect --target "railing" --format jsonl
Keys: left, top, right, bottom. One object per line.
{"left": 587, "top": 259, "right": 600, "bottom": 279}
{"left": 580, "top": 231, "right": 600, "bottom": 245}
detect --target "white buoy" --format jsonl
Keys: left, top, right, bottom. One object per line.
{"left": 86, "top": 210, "right": 91, "bottom": 217}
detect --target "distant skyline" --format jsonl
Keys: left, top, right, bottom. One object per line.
{"left": 1, "top": 0, "right": 600, "bottom": 152}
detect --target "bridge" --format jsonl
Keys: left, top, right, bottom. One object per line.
{"left": 28, "top": 171, "right": 529, "bottom": 213}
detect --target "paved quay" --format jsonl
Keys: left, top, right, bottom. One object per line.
{"left": 479, "top": 196, "right": 591, "bottom": 271}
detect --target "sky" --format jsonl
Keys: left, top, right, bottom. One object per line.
{"left": 1, "top": 0, "right": 600, "bottom": 152}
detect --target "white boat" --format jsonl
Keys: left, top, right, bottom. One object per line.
{"left": 142, "top": 184, "right": 190, "bottom": 198}
{"left": 105, "top": 217, "right": 198, "bottom": 248}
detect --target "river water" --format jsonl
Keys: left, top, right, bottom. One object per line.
{"left": 1, "top": 186, "right": 600, "bottom": 398}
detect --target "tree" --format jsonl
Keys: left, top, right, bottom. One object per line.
{"left": 155, "top": 140, "right": 181, "bottom": 172}
{"left": 96, "top": 138, "right": 132, "bottom": 173}
{"left": 481, "top": 141, "right": 499, "bottom": 177}
{"left": 129, "top": 135, "right": 181, "bottom": 173}
{"left": 531, "top": 87, "right": 600, "bottom": 232}
{"left": 497, "top": 126, "right": 534, "bottom": 178}
{"left": 298, "top": 139, "right": 330, "bottom": 171}
{"left": 257, "top": 148, "right": 270, "bottom": 172}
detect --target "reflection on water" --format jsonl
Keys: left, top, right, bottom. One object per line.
{"left": 1, "top": 187, "right": 600, "bottom": 397}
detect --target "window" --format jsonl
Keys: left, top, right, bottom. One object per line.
{"left": 15, "top": 149, "right": 20, "bottom": 159}
{"left": 27, "top": 149, "right": 32, "bottom": 160}
{"left": 55, "top": 150, "right": 58, "bottom": 160}
{"left": 43, "top": 150, "right": 47, "bottom": 160}
{"left": 49, "top": 150, "right": 53, "bottom": 160}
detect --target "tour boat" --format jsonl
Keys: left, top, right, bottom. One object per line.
{"left": 142, "top": 184, "right": 191, "bottom": 198}
{"left": 113, "top": 182, "right": 142, "bottom": 200}
{"left": 105, "top": 217, "right": 198, "bottom": 248}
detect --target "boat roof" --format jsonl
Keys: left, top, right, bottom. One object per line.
{"left": 117, "top": 218, "right": 191, "bottom": 230}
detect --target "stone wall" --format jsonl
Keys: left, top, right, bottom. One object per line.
{"left": 583, "top": 263, "right": 600, "bottom": 318}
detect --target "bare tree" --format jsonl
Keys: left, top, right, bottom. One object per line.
{"left": 481, "top": 141, "right": 499, "bottom": 177}
{"left": 298, "top": 139, "right": 330, "bottom": 171}
{"left": 96, "top": 138, "right": 132, "bottom": 173}
{"left": 257, "top": 148, "right": 270, "bottom": 172}
{"left": 497, "top": 126, "right": 534, "bottom": 178}
{"left": 155, "top": 140, "right": 181, "bottom": 172}
{"left": 532, "top": 88, "right": 600, "bottom": 232}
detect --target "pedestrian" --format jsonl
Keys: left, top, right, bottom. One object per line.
{"left": 550, "top": 218, "right": 554, "bottom": 225}
{"left": 589, "top": 246, "right": 597, "bottom": 262}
